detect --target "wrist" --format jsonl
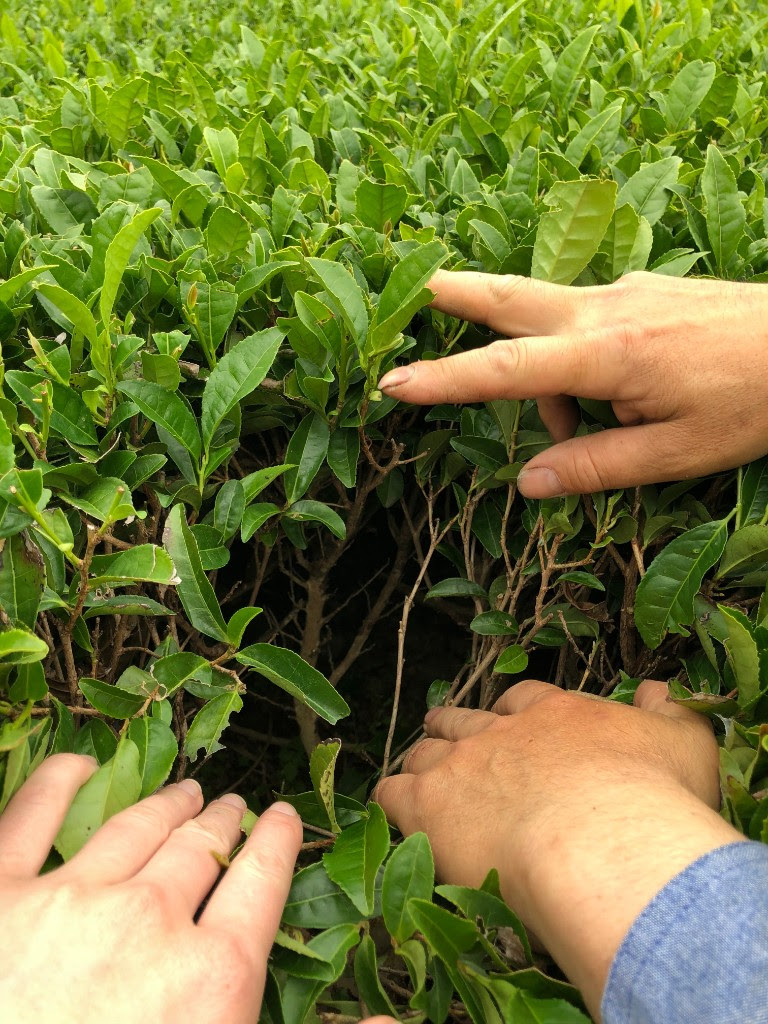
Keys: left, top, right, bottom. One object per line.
{"left": 500, "top": 778, "right": 743, "bottom": 1021}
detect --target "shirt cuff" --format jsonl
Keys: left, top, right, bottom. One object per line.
{"left": 601, "top": 840, "right": 768, "bottom": 1024}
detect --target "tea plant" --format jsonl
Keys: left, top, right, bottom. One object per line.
{"left": 2, "top": 0, "right": 768, "bottom": 1020}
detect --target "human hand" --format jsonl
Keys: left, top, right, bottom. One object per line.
{"left": 378, "top": 270, "right": 768, "bottom": 497}
{"left": 374, "top": 680, "right": 742, "bottom": 1020}
{"left": 0, "top": 753, "right": 304, "bottom": 1024}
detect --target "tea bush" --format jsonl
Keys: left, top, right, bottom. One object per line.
{"left": 2, "top": 0, "right": 768, "bottom": 1020}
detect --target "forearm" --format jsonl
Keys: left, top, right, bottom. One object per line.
{"left": 507, "top": 779, "right": 743, "bottom": 1020}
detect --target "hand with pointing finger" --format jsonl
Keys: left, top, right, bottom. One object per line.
{"left": 0, "top": 754, "right": 395, "bottom": 1024}
{"left": 374, "top": 679, "right": 741, "bottom": 1021}
{"left": 378, "top": 270, "right": 768, "bottom": 497}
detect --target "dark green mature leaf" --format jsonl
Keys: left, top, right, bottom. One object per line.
{"left": 635, "top": 520, "right": 729, "bottom": 649}
{"left": 494, "top": 644, "right": 529, "bottom": 674}
{"left": 280, "top": 924, "right": 360, "bottom": 1024}
{"left": 127, "top": 715, "right": 178, "bottom": 798}
{"left": 354, "top": 934, "right": 398, "bottom": 1017}
{"left": 740, "top": 459, "right": 768, "bottom": 526}
{"left": 117, "top": 381, "right": 201, "bottom": 463}
{"left": 100, "top": 207, "right": 163, "bottom": 328}
{"left": 0, "top": 533, "right": 44, "bottom": 628}
{"left": 382, "top": 832, "right": 435, "bottom": 944}
{"left": 305, "top": 258, "right": 368, "bottom": 347}
{"left": 718, "top": 526, "right": 768, "bottom": 579}
{"left": 201, "top": 328, "right": 283, "bottom": 451}
{"left": 286, "top": 499, "right": 346, "bottom": 539}
{"left": 79, "top": 678, "right": 146, "bottom": 719}
{"left": 702, "top": 144, "right": 746, "bottom": 274}
{"left": 163, "top": 504, "right": 228, "bottom": 642}
{"left": 426, "top": 578, "right": 487, "bottom": 600}
{"left": 324, "top": 803, "right": 390, "bottom": 915}
{"left": 309, "top": 739, "right": 342, "bottom": 833}
{"left": 185, "top": 690, "right": 243, "bottom": 761}
{"left": 283, "top": 413, "right": 330, "bottom": 504}
{"left": 282, "top": 861, "right": 363, "bottom": 928}
{"left": 237, "top": 644, "right": 350, "bottom": 723}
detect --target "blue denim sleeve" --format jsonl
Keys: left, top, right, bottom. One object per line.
{"left": 601, "top": 840, "right": 768, "bottom": 1024}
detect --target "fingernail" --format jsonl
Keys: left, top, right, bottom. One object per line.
{"left": 424, "top": 707, "right": 439, "bottom": 724}
{"left": 269, "top": 801, "right": 299, "bottom": 818}
{"left": 517, "top": 467, "right": 565, "bottom": 498}
{"left": 178, "top": 778, "right": 202, "bottom": 797}
{"left": 220, "top": 792, "right": 247, "bottom": 810}
{"left": 379, "top": 365, "right": 415, "bottom": 391}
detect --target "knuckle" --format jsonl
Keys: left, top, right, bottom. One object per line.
{"left": 487, "top": 273, "right": 526, "bottom": 309}
{"left": 123, "top": 801, "right": 175, "bottom": 841}
{"left": 444, "top": 708, "right": 474, "bottom": 740}
{"left": 485, "top": 339, "right": 523, "bottom": 378}
{"left": 180, "top": 812, "right": 236, "bottom": 850}
{"left": 609, "top": 270, "right": 649, "bottom": 299}
{"left": 237, "top": 844, "right": 294, "bottom": 888}
{"left": 130, "top": 879, "right": 174, "bottom": 919}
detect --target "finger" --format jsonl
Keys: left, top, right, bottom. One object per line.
{"left": 537, "top": 395, "right": 581, "bottom": 443}
{"left": 373, "top": 775, "right": 420, "bottom": 835}
{"left": 492, "top": 680, "right": 561, "bottom": 716}
{"left": 133, "top": 794, "right": 247, "bottom": 915}
{"left": 199, "top": 802, "right": 302, "bottom": 967}
{"left": 63, "top": 779, "right": 204, "bottom": 884}
{"left": 634, "top": 679, "right": 715, "bottom": 736}
{"left": 0, "top": 753, "right": 98, "bottom": 878}
{"left": 402, "top": 738, "right": 452, "bottom": 774}
{"left": 516, "top": 423, "right": 687, "bottom": 498}
{"left": 427, "top": 270, "right": 579, "bottom": 337}
{"left": 378, "top": 332, "right": 623, "bottom": 405}
{"left": 423, "top": 706, "right": 497, "bottom": 742}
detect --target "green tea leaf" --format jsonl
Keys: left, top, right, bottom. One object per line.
{"left": 237, "top": 644, "right": 350, "bottom": 724}
{"left": 310, "top": 739, "right": 342, "bottom": 833}
{"left": 79, "top": 678, "right": 146, "bottom": 719}
{"left": 0, "top": 533, "right": 44, "bottom": 628}
{"left": 324, "top": 803, "right": 390, "bottom": 915}
{"left": 532, "top": 180, "right": 617, "bottom": 285}
{"left": 382, "top": 832, "right": 435, "bottom": 944}
{"left": 163, "top": 504, "right": 228, "bottom": 642}
{"left": 55, "top": 737, "right": 142, "bottom": 859}
{"left": 201, "top": 328, "right": 283, "bottom": 450}
{"left": 100, "top": 207, "right": 163, "bottom": 329}
{"left": 117, "top": 381, "right": 201, "bottom": 463}
{"left": 635, "top": 520, "right": 729, "bottom": 649}
{"left": 663, "top": 60, "right": 716, "bottom": 133}
{"left": 283, "top": 413, "right": 330, "bottom": 504}
{"left": 702, "top": 143, "right": 746, "bottom": 275}
{"left": 185, "top": 690, "right": 243, "bottom": 761}
{"left": 127, "top": 715, "right": 178, "bottom": 798}
{"left": 493, "top": 644, "right": 529, "bottom": 674}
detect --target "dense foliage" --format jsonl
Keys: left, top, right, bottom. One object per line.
{"left": 3, "top": 0, "right": 768, "bottom": 1019}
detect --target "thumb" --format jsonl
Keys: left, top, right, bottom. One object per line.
{"left": 633, "top": 679, "right": 718, "bottom": 756}
{"left": 517, "top": 423, "right": 678, "bottom": 497}
{"left": 633, "top": 679, "right": 714, "bottom": 730}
